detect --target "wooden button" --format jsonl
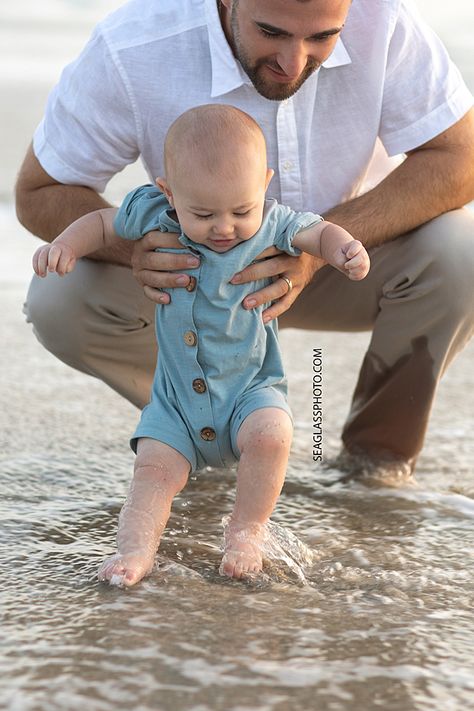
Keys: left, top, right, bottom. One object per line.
{"left": 192, "top": 378, "right": 207, "bottom": 394}
{"left": 200, "top": 427, "right": 216, "bottom": 441}
{"left": 183, "top": 330, "right": 197, "bottom": 346}
{"left": 186, "top": 276, "right": 197, "bottom": 292}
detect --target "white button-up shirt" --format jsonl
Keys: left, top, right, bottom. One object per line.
{"left": 34, "top": 0, "right": 473, "bottom": 214}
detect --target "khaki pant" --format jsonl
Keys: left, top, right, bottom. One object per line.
{"left": 24, "top": 209, "right": 474, "bottom": 467}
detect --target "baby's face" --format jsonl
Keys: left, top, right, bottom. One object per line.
{"left": 158, "top": 158, "right": 273, "bottom": 253}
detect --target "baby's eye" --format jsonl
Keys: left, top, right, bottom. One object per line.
{"left": 234, "top": 209, "right": 252, "bottom": 217}
{"left": 194, "top": 213, "right": 213, "bottom": 219}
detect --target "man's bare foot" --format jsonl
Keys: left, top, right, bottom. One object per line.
{"left": 98, "top": 551, "right": 155, "bottom": 587}
{"left": 219, "top": 520, "right": 266, "bottom": 579}
{"left": 325, "top": 447, "right": 415, "bottom": 488}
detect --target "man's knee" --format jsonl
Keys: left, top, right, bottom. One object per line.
{"left": 25, "top": 270, "right": 91, "bottom": 370}
{"left": 383, "top": 208, "right": 474, "bottom": 321}
{"left": 409, "top": 209, "right": 474, "bottom": 307}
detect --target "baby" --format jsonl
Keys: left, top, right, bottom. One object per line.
{"left": 33, "top": 104, "right": 370, "bottom": 586}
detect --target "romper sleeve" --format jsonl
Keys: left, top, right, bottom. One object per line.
{"left": 114, "top": 185, "right": 173, "bottom": 240}
{"left": 270, "top": 203, "right": 324, "bottom": 256}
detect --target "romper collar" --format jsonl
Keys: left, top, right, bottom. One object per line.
{"left": 205, "top": 0, "right": 352, "bottom": 98}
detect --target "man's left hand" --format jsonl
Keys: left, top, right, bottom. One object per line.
{"left": 229, "top": 248, "right": 325, "bottom": 323}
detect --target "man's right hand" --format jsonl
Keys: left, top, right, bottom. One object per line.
{"left": 131, "top": 230, "right": 200, "bottom": 303}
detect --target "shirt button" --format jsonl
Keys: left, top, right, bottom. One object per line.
{"left": 183, "top": 330, "right": 197, "bottom": 346}
{"left": 282, "top": 160, "right": 293, "bottom": 172}
{"left": 186, "top": 276, "right": 197, "bottom": 292}
{"left": 200, "top": 427, "right": 216, "bottom": 441}
{"left": 192, "top": 378, "right": 207, "bottom": 394}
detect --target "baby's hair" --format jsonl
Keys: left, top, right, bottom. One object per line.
{"left": 164, "top": 104, "right": 267, "bottom": 183}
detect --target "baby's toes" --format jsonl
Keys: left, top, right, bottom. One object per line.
{"left": 98, "top": 554, "right": 125, "bottom": 583}
{"left": 219, "top": 550, "right": 261, "bottom": 579}
{"left": 98, "top": 553, "right": 152, "bottom": 587}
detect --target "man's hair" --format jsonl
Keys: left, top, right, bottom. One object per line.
{"left": 164, "top": 104, "right": 267, "bottom": 182}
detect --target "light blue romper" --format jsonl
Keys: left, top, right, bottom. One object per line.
{"left": 114, "top": 186, "right": 322, "bottom": 472}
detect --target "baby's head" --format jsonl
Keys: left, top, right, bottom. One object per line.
{"left": 156, "top": 104, "right": 273, "bottom": 252}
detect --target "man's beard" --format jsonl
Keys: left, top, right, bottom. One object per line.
{"left": 230, "top": 9, "right": 320, "bottom": 101}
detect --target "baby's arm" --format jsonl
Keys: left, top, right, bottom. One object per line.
{"left": 292, "top": 221, "right": 370, "bottom": 281}
{"left": 33, "top": 207, "right": 120, "bottom": 277}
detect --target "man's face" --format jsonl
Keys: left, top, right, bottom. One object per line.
{"left": 220, "top": 0, "right": 351, "bottom": 101}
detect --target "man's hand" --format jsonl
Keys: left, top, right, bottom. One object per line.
{"left": 229, "top": 248, "right": 325, "bottom": 323}
{"left": 131, "top": 230, "right": 199, "bottom": 303}
{"left": 132, "top": 232, "right": 324, "bottom": 319}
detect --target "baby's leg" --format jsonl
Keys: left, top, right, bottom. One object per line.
{"left": 220, "top": 408, "right": 292, "bottom": 578}
{"left": 98, "top": 438, "right": 190, "bottom": 587}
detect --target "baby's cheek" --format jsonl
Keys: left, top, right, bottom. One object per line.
{"left": 241, "top": 218, "right": 261, "bottom": 241}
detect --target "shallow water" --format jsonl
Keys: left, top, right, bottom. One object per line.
{"left": 1, "top": 207, "right": 474, "bottom": 711}
{"left": 2, "top": 1, "right": 474, "bottom": 708}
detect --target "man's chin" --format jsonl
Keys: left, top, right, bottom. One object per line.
{"left": 250, "top": 75, "right": 298, "bottom": 101}
{"left": 251, "top": 68, "right": 314, "bottom": 101}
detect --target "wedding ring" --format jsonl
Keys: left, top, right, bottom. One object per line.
{"left": 281, "top": 275, "right": 293, "bottom": 294}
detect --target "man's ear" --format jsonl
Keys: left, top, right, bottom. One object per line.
{"left": 265, "top": 168, "right": 275, "bottom": 192}
{"left": 155, "top": 177, "right": 174, "bottom": 207}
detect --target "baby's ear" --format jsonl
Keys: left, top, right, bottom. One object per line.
{"left": 265, "top": 168, "right": 275, "bottom": 192}
{"left": 155, "top": 177, "right": 174, "bottom": 205}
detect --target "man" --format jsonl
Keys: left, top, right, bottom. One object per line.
{"left": 15, "top": 0, "right": 474, "bottom": 481}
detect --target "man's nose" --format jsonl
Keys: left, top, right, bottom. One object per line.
{"left": 276, "top": 42, "right": 308, "bottom": 79}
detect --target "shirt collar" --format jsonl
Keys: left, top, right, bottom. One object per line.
{"left": 205, "top": 0, "right": 352, "bottom": 98}
{"left": 321, "top": 37, "right": 352, "bottom": 69}
{"left": 205, "top": 0, "right": 250, "bottom": 97}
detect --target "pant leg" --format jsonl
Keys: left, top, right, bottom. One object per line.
{"left": 24, "top": 259, "right": 156, "bottom": 408}
{"left": 280, "top": 208, "right": 474, "bottom": 464}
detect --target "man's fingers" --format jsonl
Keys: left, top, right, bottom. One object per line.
{"left": 261, "top": 291, "right": 298, "bottom": 323}
{"left": 130, "top": 229, "right": 199, "bottom": 301}
{"left": 231, "top": 254, "right": 292, "bottom": 284}
{"left": 143, "top": 285, "right": 171, "bottom": 304}
{"left": 134, "top": 268, "right": 193, "bottom": 290}
{"left": 133, "top": 250, "right": 199, "bottom": 273}
{"left": 236, "top": 252, "right": 324, "bottom": 323}
{"left": 253, "top": 246, "right": 281, "bottom": 260}
{"left": 141, "top": 230, "right": 182, "bottom": 249}
{"left": 242, "top": 275, "right": 292, "bottom": 310}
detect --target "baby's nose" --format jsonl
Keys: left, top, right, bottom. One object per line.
{"left": 214, "top": 219, "right": 234, "bottom": 235}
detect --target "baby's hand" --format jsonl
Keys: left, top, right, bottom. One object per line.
{"left": 32, "top": 243, "right": 77, "bottom": 278}
{"left": 342, "top": 240, "right": 370, "bottom": 281}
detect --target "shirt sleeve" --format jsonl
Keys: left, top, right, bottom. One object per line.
{"left": 33, "top": 26, "right": 141, "bottom": 193}
{"left": 270, "top": 203, "right": 323, "bottom": 255}
{"left": 114, "top": 185, "right": 170, "bottom": 240}
{"left": 379, "top": 0, "right": 473, "bottom": 156}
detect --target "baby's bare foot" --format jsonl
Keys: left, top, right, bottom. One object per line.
{"left": 98, "top": 551, "right": 155, "bottom": 587}
{"left": 219, "top": 521, "right": 266, "bottom": 579}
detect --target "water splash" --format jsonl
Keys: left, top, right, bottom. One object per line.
{"left": 221, "top": 515, "right": 317, "bottom": 585}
